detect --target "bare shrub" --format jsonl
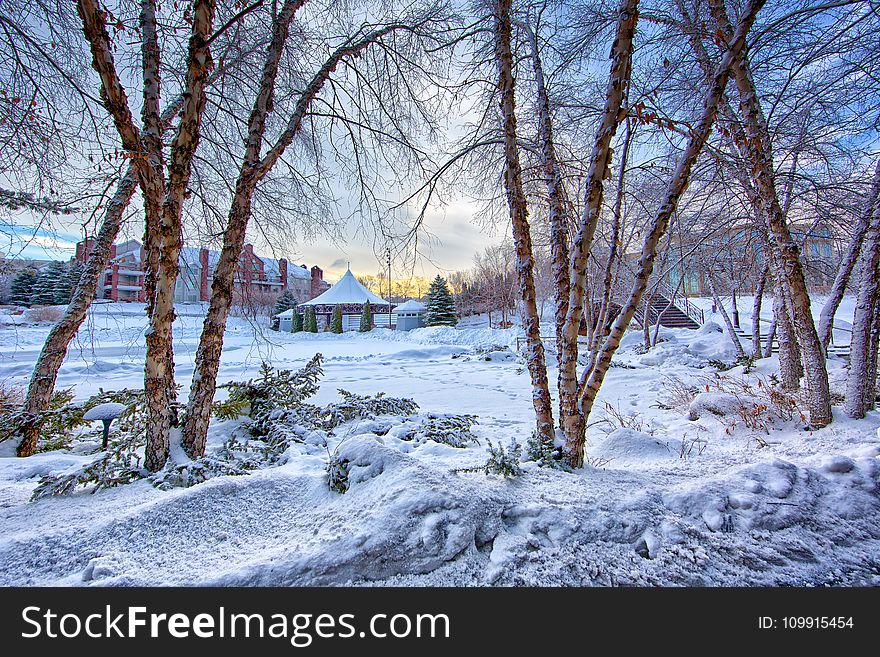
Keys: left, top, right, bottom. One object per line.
{"left": 598, "top": 401, "right": 654, "bottom": 435}
{"left": 0, "top": 380, "right": 24, "bottom": 414}
{"left": 660, "top": 375, "right": 699, "bottom": 410}
{"left": 25, "top": 306, "right": 63, "bottom": 323}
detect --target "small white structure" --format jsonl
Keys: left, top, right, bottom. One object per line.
{"left": 275, "top": 307, "right": 299, "bottom": 332}
{"left": 392, "top": 299, "right": 427, "bottom": 331}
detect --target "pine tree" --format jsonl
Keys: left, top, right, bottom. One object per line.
{"left": 9, "top": 268, "right": 37, "bottom": 306}
{"left": 53, "top": 262, "right": 82, "bottom": 305}
{"left": 331, "top": 305, "right": 343, "bottom": 333}
{"left": 306, "top": 307, "right": 318, "bottom": 333}
{"left": 359, "top": 301, "right": 372, "bottom": 332}
{"left": 291, "top": 309, "right": 303, "bottom": 333}
{"left": 270, "top": 289, "right": 299, "bottom": 330}
{"left": 31, "top": 262, "right": 65, "bottom": 306}
{"left": 425, "top": 275, "right": 458, "bottom": 326}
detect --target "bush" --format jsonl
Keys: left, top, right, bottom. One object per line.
{"left": 24, "top": 306, "right": 64, "bottom": 324}
{"left": 482, "top": 439, "right": 523, "bottom": 477}
{"left": 524, "top": 431, "right": 567, "bottom": 469}
{"left": 326, "top": 455, "right": 350, "bottom": 493}
{"left": 401, "top": 413, "right": 479, "bottom": 447}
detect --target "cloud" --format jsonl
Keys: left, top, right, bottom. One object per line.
{"left": 329, "top": 258, "right": 348, "bottom": 269}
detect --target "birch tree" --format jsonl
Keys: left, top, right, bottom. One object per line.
{"left": 182, "top": 2, "right": 454, "bottom": 457}
{"left": 74, "top": 0, "right": 217, "bottom": 469}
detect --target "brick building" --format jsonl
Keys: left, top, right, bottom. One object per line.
{"left": 74, "top": 239, "right": 329, "bottom": 304}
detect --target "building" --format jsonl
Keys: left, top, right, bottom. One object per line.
{"left": 298, "top": 268, "right": 394, "bottom": 330}
{"left": 392, "top": 299, "right": 427, "bottom": 331}
{"left": 74, "top": 238, "right": 329, "bottom": 304}
{"left": 658, "top": 219, "right": 840, "bottom": 297}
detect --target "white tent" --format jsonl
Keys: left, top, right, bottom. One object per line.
{"left": 300, "top": 268, "right": 388, "bottom": 306}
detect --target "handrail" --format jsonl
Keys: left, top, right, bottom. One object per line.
{"left": 654, "top": 279, "right": 704, "bottom": 325}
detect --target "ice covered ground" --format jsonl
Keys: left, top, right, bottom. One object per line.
{"left": 0, "top": 300, "right": 878, "bottom": 586}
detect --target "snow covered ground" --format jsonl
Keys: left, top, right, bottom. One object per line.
{"left": 0, "top": 299, "right": 878, "bottom": 586}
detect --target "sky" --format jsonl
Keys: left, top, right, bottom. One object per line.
{"left": 2, "top": 199, "right": 505, "bottom": 284}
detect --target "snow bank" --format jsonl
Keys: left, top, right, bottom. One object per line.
{"left": 591, "top": 429, "right": 681, "bottom": 465}
{"left": 688, "top": 392, "right": 743, "bottom": 421}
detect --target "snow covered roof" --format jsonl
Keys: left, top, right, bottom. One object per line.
{"left": 300, "top": 268, "right": 388, "bottom": 306}
{"left": 393, "top": 299, "right": 426, "bottom": 313}
{"left": 178, "top": 246, "right": 220, "bottom": 268}
{"left": 288, "top": 264, "right": 312, "bottom": 280}
{"left": 275, "top": 308, "right": 299, "bottom": 317}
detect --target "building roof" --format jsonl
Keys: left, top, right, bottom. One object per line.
{"left": 393, "top": 299, "right": 426, "bottom": 313}
{"left": 300, "top": 268, "right": 388, "bottom": 306}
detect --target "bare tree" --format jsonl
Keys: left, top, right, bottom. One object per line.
{"left": 493, "top": 0, "right": 555, "bottom": 444}
{"left": 74, "top": 0, "right": 218, "bottom": 469}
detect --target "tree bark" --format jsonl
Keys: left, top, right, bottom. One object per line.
{"left": 707, "top": 271, "right": 745, "bottom": 359}
{"left": 751, "top": 264, "right": 767, "bottom": 356}
{"left": 559, "top": 0, "right": 640, "bottom": 466}
{"left": 570, "top": 0, "right": 766, "bottom": 467}
{"left": 76, "top": 0, "right": 217, "bottom": 470}
{"left": 142, "top": 0, "right": 217, "bottom": 471}
{"left": 865, "top": 295, "right": 880, "bottom": 412}
{"left": 710, "top": 0, "right": 830, "bottom": 427}
{"left": 525, "top": 19, "right": 571, "bottom": 422}
{"left": 818, "top": 158, "right": 880, "bottom": 349}
{"left": 845, "top": 201, "right": 880, "bottom": 418}
{"left": 592, "top": 118, "right": 633, "bottom": 357}
{"left": 491, "top": 0, "right": 555, "bottom": 443}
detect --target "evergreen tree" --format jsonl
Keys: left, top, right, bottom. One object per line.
{"left": 359, "top": 301, "right": 372, "bottom": 332}
{"left": 9, "top": 268, "right": 37, "bottom": 306}
{"left": 425, "top": 275, "right": 458, "bottom": 326}
{"left": 306, "top": 307, "right": 318, "bottom": 332}
{"left": 270, "top": 289, "right": 299, "bottom": 330}
{"left": 331, "top": 305, "right": 343, "bottom": 333}
{"left": 53, "top": 262, "right": 83, "bottom": 305}
{"left": 291, "top": 309, "right": 303, "bottom": 333}
{"left": 31, "top": 262, "right": 65, "bottom": 306}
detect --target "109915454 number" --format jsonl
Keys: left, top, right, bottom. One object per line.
{"left": 781, "top": 617, "right": 853, "bottom": 629}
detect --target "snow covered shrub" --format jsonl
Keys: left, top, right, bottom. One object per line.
{"left": 481, "top": 439, "right": 522, "bottom": 478}
{"left": 708, "top": 354, "right": 757, "bottom": 373}
{"left": 403, "top": 413, "right": 479, "bottom": 447}
{"left": 31, "top": 398, "right": 148, "bottom": 499}
{"left": 660, "top": 375, "right": 699, "bottom": 411}
{"left": 326, "top": 455, "right": 350, "bottom": 493}
{"left": 687, "top": 373, "right": 806, "bottom": 434}
{"left": 524, "top": 431, "right": 568, "bottom": 470}
{"left": 320, "top": 390, "right": 418, "bottom": 429}
{"left": 213, "top": 355, "right": 324, "bottom": 421}
{"left": 150, "top": 449, "right": 257, "bottom": 490}
{"left": 599, "top": 401, "right": 651, "bottom": 434}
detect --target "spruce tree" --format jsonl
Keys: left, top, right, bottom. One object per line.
{"left": 270, "top": 289, "right": 299, "bottom": 330}
{"left": 9, "top": 268, "right": 37, "bottom": 306}
{"left": 306, "top": 307, "right": 318, "bottom": 332}
{"left": 359, "top": 301, "right": 372, "bottom": 332}
{"left": 331, "top": 305, "right": 343, "bottom": 333}
{"left": 31, "top": 262, "right": 65, "bottom": 306}
{"left": 425, "top": 275, "right": 458, "bottom": 326}
{"left": 291, "top": 309, "right": 303, "bottom": 333}
{"left": 53, "top": 262, "right": 82, "bottom": 305}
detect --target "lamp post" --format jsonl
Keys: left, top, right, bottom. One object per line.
{"left": 386, "top": 247, "right": 392, "bottom": 329}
